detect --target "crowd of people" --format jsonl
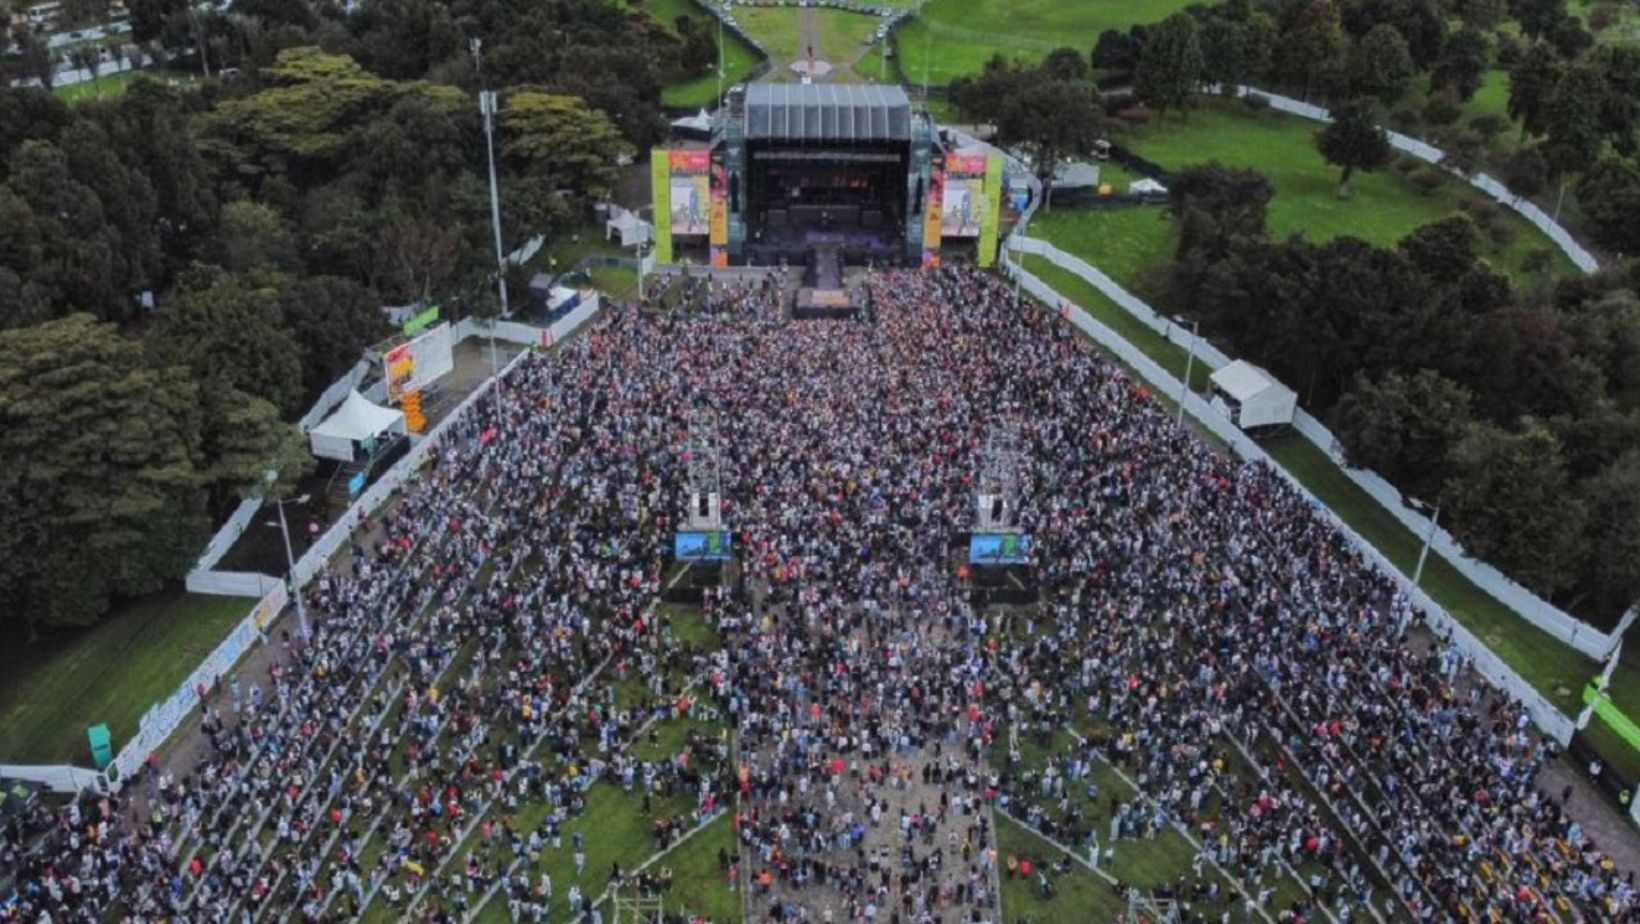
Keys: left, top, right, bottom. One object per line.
{"left": 0, "top": 263, "right": 1633, "bottom": 924}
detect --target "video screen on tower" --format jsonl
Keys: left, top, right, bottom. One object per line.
{"left": 675, "top": 531, "right": 733, "bottom": 561}
{"left": 969, "top": 533, "right": 1030, "bottom": 565}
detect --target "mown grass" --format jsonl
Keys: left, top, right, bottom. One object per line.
{"left": 0, "top": 590, "right": 256, "bottom": 763}
{"left": 894, "top": 0, "right": 1195, "bottom": 87}
{"left": 1033, "top": 97, "right": 1572, "bottom": 284}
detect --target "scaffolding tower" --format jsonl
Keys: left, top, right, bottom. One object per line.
{"left": 1124, "top": 889, "right": 1182, "bottom": 924}
{"left": 610, "top": 890, "right": 665, "bottom": 924}
{"left": 975, "top": 423, "right": 1021, "bottom": 533}
{"left": 686, "top": 405, "right": 725, "bottom": 531}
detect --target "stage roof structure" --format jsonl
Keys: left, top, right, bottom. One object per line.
{"left": 745, "top": 83, "right": 912, "bottom": 143}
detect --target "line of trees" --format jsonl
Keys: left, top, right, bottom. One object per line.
{"left": 1162, "top": 163, "right": 1640, "bottom": 621}
{"left": 1, "top": 0, "right": 688, "bottom": 634}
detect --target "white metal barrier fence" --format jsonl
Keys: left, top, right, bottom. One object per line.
{"left": 95, "top": 305, "right": 603, "bottom": 791}
{"left": 1008, "top": 234, "right": 1624, "bottom": 661}
{"left": 1005, "top": 251, "right": 1578, "bottom": 743}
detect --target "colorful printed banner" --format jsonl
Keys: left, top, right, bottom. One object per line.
{"left": 922, "top": 155, "right": 944, "bottom": 268}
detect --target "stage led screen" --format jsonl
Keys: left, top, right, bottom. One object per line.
{"left": 942, "top": 153, "right": 989, "bottom": 240}
{"left": 969, "top": 533, "right": 1030, "bottom": 565}
{"left": 675, "top": 531, "right": 733, "bottom": 561}
{"left": 669, "top": 149, "right": 710, "bottom": 237}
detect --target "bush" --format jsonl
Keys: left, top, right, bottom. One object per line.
{"left": 1588, "top": 4, "right": 1619, "bottom": 31}
{"left": 1388, "top": 106, "right": 1422, "bottom": 133}
{"left": 1115, "top": 105, "right": 1153, "bottom": 125}
{"left": 1523, "top": 248, "right": 1555, "bottom": 274}
{"left": 1485, "top": 218, "right": 1516, "bottom": 248}
{"left": 1494, "top": 34, "right": 1525, "bottom": 67}
{"left": 1394, "top": 157, "right": 1420, "bottom": 175}
{"left": 1410, "top": 167, "right": 1449, "bottom": 195}
{"left": 1240, "top": 92, "right": 1270, "bottom": 113}
{"left": 1469, "top": 114, "right": 1508, "bottom": 141}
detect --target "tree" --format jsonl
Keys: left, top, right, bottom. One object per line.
{"left": 19, "top": 32, "right": 57, "bottom": 89}
{"left": 1331, "top": 369, "right": 1473, "bottom": 501}
{"left": 1280, "top": 0, "right": 1349, "bottom": 101}
{"left": 1508, "top": 42, "right": 1562, "bottom": 139}
{"left": 0, "top": 315, "right": 207, "bottom": 632}
{"left": 1432, "top": 27, "right": 1490, "bottom": 102}
{"left": 1443, "top": 419, "right": 1587, "bottom": 597}
{"left": 1580, "top": 451, "right": 1640, "bottom": 618}
{"left": 1135, "top": 13, "right": 1204, "bottom": 117}
{"left": 1512, "top": 0, "right": 1568, "bottom": 40}
{"left": 1459, "top": 0, "right": 1507, "bottom": 30}
{"left": 278, "top": 274, "right": 388, "bottom": 399}
{"left": 1542, "top": 61, "right": 1605, "bottom": 180}
{"left": 498, "top": 90, "right": 630, "bottom": 203}
{"left": 1350, "top": 24, "right": 1414, "bottom": 106}
{"left": 1041, "top": 47, "right": 1089, "bottom": 82}
{"left": 1398, "top": 215, "right": 1480, "bottom": 279}
{"left": 1092, "top": 28, "right": 1141, "bottom": 73}
{"left": 1576, "top": 157, "right": 1640, "bottom": 255}
{"left": 149, "top": 264, "right": 304, "bottom": 507}
{"left": 1166, "top": 162, "right": 1274, "bottom": 259}
{"left": 1316, "top": 101, "right": 1390, "bottom": 198}
{"left": 991, "top": 78, "right": 1106, "bottom": 210}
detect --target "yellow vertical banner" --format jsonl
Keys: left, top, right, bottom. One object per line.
{"left": 709, "top": 150, "right": 728, "bottom": 267}
{"left": 651, "top": 149, "right": 672, "bottom": 264}
{"left": 922, "top": 156, "right": 944, "bottom": 268}
{"left": 978, "top": 154, "right": 1004, "bottom": 268}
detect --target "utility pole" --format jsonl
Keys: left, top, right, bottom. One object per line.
{"left": 1170, "top": 315, "right": 1199, "bottom": 428}
{"left": 472, "top": 38, "right": 507, "bottom": 418}
{"left": 716, "top": 15, "right": 725, "bottom": 106}
{"left": 1408, "top": 496, "right": 1442, "bottom": 588}
{"left": 272, "top": 495, "right": 311, "bottom": 638}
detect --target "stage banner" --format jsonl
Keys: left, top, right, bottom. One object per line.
{"left": 941, "top": 153, "right": 988, "bottom": 240}
{"left": 651, "top": 149, "right": 672, "bottom": 264}
{"left": 669, "top": 149, "right": 710, "bottom": 239}
{"left": 979, "top": 154, "right": 1004, "bottom": 268}
{"left": 709, "top": 150, "right": 729, "bottom": 267}
{"left": 922, "top": 154, "right": 944, "bottom": 268}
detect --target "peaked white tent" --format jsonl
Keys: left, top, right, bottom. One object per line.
{"left": 309, "top": 390, "right": 406, "bottom": 462}
{"left": 605, "top": 207, "right": 652, "bottom": 248}
{"left": 1209, "top": 360, "right": 1297, "bottom": 430}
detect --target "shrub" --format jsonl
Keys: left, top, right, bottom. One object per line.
{"left": 1523, "top": 248, "right": 1555, "bottom": 274}
{"left": 1588, "top": 4, "right": 1619, "bottom": 31}
{"left": 1494, "top": 34, "right": 1525, "bottom": 67}
{"left": 1240, "top": 92, "right": 1270, "bottom": 113}
{"left": 1410, "top": 167, "right": 1449, "bottom": 195}
{"left": 1423, "top": 88, "right": 1463, "bottom": 126}
{"left": 1469, "top": 114, "right": 1508, "bottom": 141}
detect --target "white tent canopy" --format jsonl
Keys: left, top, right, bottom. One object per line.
{"left": 1209, "top": 360, "right": 1297, "bottom": 430}
{"left": 605, "top": 207, "right": 652, "bottom": 248}
{"left": 309, "top": 390, "right": 406, "bottom": 462}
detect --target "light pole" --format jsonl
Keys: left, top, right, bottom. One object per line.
{"left": 1408, "top": 496, "right": 1442, "bottom": 588}
{"left": 472, "top": 38, "right": 507, "bottom": 419}
{"left": 269, "top": 494, "right": 311, "bottom": 638}
{"left": 1169, "top": 315, "right": 1199, "bottom": 427}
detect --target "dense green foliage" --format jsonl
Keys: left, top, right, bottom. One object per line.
{"left": 1161, "top": 164, "right": 1640, "bottom": 618}
{"left": 0, "top": 0, "right": 673, "bottom": 631}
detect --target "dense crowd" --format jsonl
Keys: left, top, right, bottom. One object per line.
{"left": 0, "top": 265, "right": 1632, "bottom": 924}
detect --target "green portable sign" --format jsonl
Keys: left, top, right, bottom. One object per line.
{"left": 402, "top": 305, "right": 440, "bottom": 336}
{"left": 1584, "top": 680, "right": 1640, "bottom": 756}
{"left": 87, "top": 723, "right": 113, "bottom": 769}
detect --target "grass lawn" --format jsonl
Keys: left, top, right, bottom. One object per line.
{"left": 735, "top": 6, "right": 807, "bottom": 65}
{"left": 1052, "top": 97, "right": 1571, "bottom": 282}
{"left": 813, "top": 9, "right": 883, "bottom": 63}
{"left": 627, "top": 0, "right": 764, "bottom": 109}
{"left": 1029, "top": 204, "right": 1174, "bottom": 292}
{"left": 995, "top": 814, "right": 1128, "bottom": 923}
{"left": 655, "top": 811, "right": 741, "bottom": 921}
{"left": 894, "top": 0, "right": 1196, "bottom": 88}
{"left": 0, "top": 590, "right": 255, "bottom": 763}
{"left": 53, "top": 69, "right": 193, "bottom": 104}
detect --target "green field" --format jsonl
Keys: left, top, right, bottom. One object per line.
{"left": 53, "top": 69, "right": 194, "bottom": 104}
{"left": 1032, "top": 98, "right": 1572, "bottom": 284}
{"left": 813, "top": 9, "right": 884, "bottom": 65}
{"left": 0, "top": 590, "right": 254, "bottom": 763}
{"left": 735, "top": 5, "right": 807, "bottom": 64}
{"left": 894, "top": 0, "right": 1195, "bottom": 87}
